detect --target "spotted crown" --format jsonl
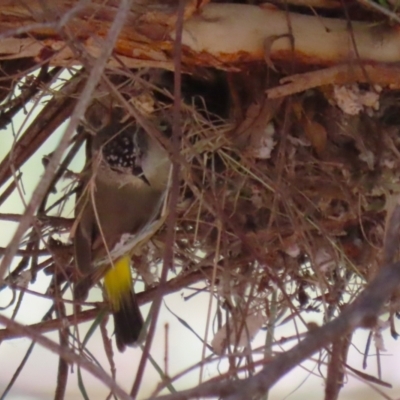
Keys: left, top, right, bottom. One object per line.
{"left": 102, "top": 123, "right": 137, "bottom": 172}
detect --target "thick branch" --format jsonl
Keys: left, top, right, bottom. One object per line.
{"left": 1, "top": 2, "right": 400, "bottom": 68}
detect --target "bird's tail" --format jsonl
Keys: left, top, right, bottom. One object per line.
{"left": 104, "top": 255, "right": 144, "bottom": 352}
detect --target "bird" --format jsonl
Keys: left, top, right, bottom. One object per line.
{"left": 73, "top": 102, "right": 171, "bottom": 352}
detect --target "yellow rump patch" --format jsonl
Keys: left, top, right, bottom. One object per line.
{"left": 103, "top": 255, "right": 132, "bottom": 311}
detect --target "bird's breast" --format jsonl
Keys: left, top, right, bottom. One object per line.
{"left": 90, "top": 165, "right": 165, "bottom": 258}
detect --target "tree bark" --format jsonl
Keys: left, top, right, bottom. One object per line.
{"left": 1, "top": 1, "right": 400, "bottom": 69}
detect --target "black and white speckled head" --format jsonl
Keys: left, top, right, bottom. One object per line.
{"left": 92, "top": 118, "right": 139, "bottom": 173}
{"left": 102, "top": 124, "right": 136, "bottom": 170}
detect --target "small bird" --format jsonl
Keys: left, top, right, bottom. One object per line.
{"left": 73, "top": 103, "right": 170, "bottom": 351}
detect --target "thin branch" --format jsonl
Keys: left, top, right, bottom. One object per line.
{"left": 266, "top": 63, "right": 400, "bottom": 99}
{"left": 149, "top": 261, "right": 400, "bottom": 400}
{"left": 0, "top": 71, "right": 83, "bottom": 188}
{"left": 54, "top": 292, "right": 69, "bottom": 400}
{"left": 0, "top": 313, "right": 132, "bottom": 400}
{"left": 0, "top": 0, "right": 132, "bottom": 281}
{"left": 130, "top": 0, "right": 185, "bottom": 396}
{"left": 0, "top": 66, "right": 62, "bottom": 130}
{"left": 0, "top": 172, "right": 21, "bottom": 206}
{"left": 0, "top": 267, "right": 213, "bottom": 341}
{"left": 0, "top": 247, "right": 50, "bottom": 256}
{"left": 0, "top": 341, "right": 36, "bottom": 400}
{"left": 324, "top": 334, "right": 352, "bottom": 400}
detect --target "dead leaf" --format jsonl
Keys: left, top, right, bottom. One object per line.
{"left": 302, "top": 117, "right": 327, "bottom": 156}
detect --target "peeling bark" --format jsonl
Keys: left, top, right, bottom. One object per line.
{"left": 1, "top": 1, "right": 400, "bottom": 69}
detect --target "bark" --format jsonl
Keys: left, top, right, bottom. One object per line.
{"left": 1, "top": 1, "right": 400, "bottom": 69}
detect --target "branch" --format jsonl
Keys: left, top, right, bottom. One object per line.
{"left": 0, "top": 0, "right": 132, "bottom": 280}
{"left": 0, "top": 313, "right": 132, "bottom": 400}
{"left": 0, "top": 267, "right": 213, "bottom": 341}
{"left": 149, "top": 261, "right": 400, "bottom": 400}
{"left": 0, "top": 72, "right": 84, "bottom": 188}
{"left": 2, "top": 2, "right": 400, "bottom": 68}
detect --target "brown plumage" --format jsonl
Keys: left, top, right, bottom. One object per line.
{"left": 74, "top": 106, "right": 170, "bottom": 351}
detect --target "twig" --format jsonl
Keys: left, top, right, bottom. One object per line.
{"left": 0, "top": 71, "right": 83, "bottom": 188}
{"left": 100, "top": 314, "right": 116, "bottom": 400}
{"left": 0, "top": 172, "right": 22, "bottom": 206}
{"left": 131, "top": 4, "right": 184, "bottom": 392}
{"left": 266, "top": 63, "right": 400, "bottom": 99}
{"left": 324, "top": 333, "right": 352, "bottom": 400}
{"left": 0, "top": 2, "right": 88, "bottom": 40}
{"left": 0, "top": 66, "right": 62, "bottom": 130}
{"left": 0, "top": 0, "right": 132, "bottom": 281}
{"left": 54, "top": 291, "right": 69, "bottom": 400}
{"left": 38, "top": 128, "right": 86, "bottom": 214}
{"left": 0, "top": 247, "right": 50, "bottom": 256}
{"left": 0, "top": 313, "right": 132, "bottom": 400}
{"left": 148, "top": 261, "right": 400, "bottom": 400}
{"left": 0, "top": 267, "right": 214, "bottom": 341}
{"left": 0, "top": 341, "right": 36, "bottom": 400}
{"left": 0, "top": 281, "right": 69, "bottom": 399}
{"left": 356, "top": 0, "right": 400, "bottom": 24}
